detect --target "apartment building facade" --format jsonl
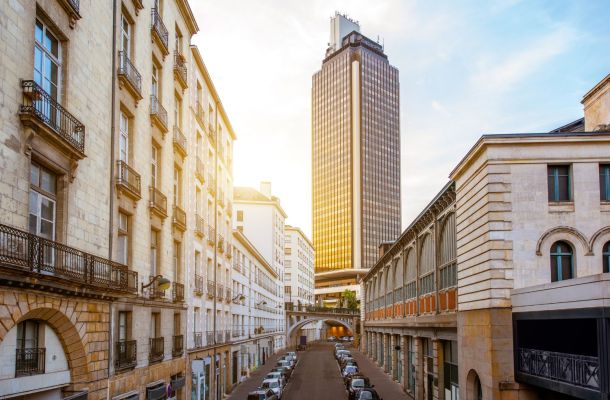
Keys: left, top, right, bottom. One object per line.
{"left": 361, "top": 74, "right": 610, "bottom": 400}
{"left": 284, "top": 225, "right": 315, "bottom": 306}
{"left": 230, "top": 230, "right": 286, "bottom": 386}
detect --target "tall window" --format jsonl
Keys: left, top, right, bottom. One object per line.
{"left": 406, "top": 337, "right": 415, "bottom": 394}
{"left": 174, "top": 241, "right": 181, "bottom": 282}
{"left": 117, "top": 212, "right": 129, "bottom": 265}
{"left": 550, "top": 241, "right": 573, "bottom": 282}
{"left": 34, "top": 20, "right": 61, "bottom": 100}
{"left": 175, "top": 27, "right": 183, "bottom": 54}
{"left": 151, "top": 312, "right": 160, "bottom": 338}
{"left": 152, "top": 63, "right": 159, "bottom": 98}
{"left": 29, "top": 163, "right": 57, "bottom": 241}
{"left": 603, "top": 242, "right": 610, "bottom": 272}
{"left": 443, "top": 341, "right": 459, "bottom": 400}
{"left": 120, "top": 14, "right": 131, "bottom": 55}
{"left": 423, "top": 338, "right": 434, "bottom": 400}
{"left": 548, "top": 165, "right": 571, "bottom": 202}
{"left": 151, "top": 230, "right": 159, "bottom": 276}
{"left": 600, "top": 164, "right": 610, "bottom": 201}
{"left": 17, "top": 320, "right": 40, "bottom": 350}
{"left": 174, "top": 95, "right": 182, "bottom": 128}
{"left": 151, "top": 145, "right": 159, "bottom": 187}
{"left": 119, "top": 112, "right": 129, "bottom": 162}
{"left": 118, "top": 311, "right": 131, "bottom": 341}
{"left": 173, "top": 167, "right": 182, "bottom": 206}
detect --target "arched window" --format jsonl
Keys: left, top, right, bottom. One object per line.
{"left": 475, "top": 375, "right": 482, "bottom": 400}
{"left": 603, "top": 242, "right": 610, "bottom": 272}
{"left": 550, "top": 241, "right": 573, "bottom": 282}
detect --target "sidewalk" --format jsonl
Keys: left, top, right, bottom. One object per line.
{"left": 350, "top": 345, "right": 406, "bottom": 400}
{"left": 227, "top": 350, "right": 287, "bottom": 399}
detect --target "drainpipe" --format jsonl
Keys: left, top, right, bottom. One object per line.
{"left": 212, "top": 100, "right": 219, "bottom": 399}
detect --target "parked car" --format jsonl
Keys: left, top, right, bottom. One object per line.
{"left": 281, "top": 355, "right": 296, "bottom": 367}
{"left": 247, "top": 389, "right": 278, "bottom": 400}
{"left": 277, "top": 359, "right": 294, "bottom": 372}
{"left": 286, "top": 351, "right": 298, "bottom": 361}
{"left": 261, "top": 378, "right": 283, "bottom": 399}
{"left": 356, "top": 388, "right": 382, "bottom": 400}
{"left": 271, "top": 366, "right": 291, "bottom": 380}
{"left": 340, "top": 357, "right": 357, "bottom": 369}
{"left": 335, "top": 349, "right": 351, "bottom": 360}
{"left": 264, "top": 372, "right": 286, "bottom": 388}
{"left": 346, "top": 376, "right": 372, "bottom": 400}
{"left": 341, "top": 336, "right": 351, "bottom": 342}
{"left": 342, "top": 364, "right": 359, "bottom": 377}
{"left": 328, "top": 335, "right": 337, "bottom": 341}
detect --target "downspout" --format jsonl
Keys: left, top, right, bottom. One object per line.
{"left": 108, "top": 0, "right": 118, "bottom": 397}
{"left": 212, "top": 100, "right": 219, "bottom": 399}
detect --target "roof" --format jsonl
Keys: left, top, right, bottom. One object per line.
{"left": 233, "top": 187, "right": 288, "bottom": 218}
{"left": 549, "top": 118, "right": 585, "bottom": 133}
{"left": 582, "top": 72, "right": 610, "bottom": 104}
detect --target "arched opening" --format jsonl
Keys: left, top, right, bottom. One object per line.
{"left": 550, "top": 241, "right": 574, "bottom": 281}
{"left": 603, "top": 241, "right": 610, "bottom": 273}
{"left": 287, "top": 317, "right": 353, "bottom": 346}
{"left": 466, "top": 369, "right": 483, "bottom": 400}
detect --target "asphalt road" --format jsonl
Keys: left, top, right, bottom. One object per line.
{"left": 282, "top": 342, "right": 347, "bottom": 400}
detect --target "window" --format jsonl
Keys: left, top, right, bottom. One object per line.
{"left": 600, "top": 165, "right": 610, "bottom": 201}
{"left": 548, "top": 165, "right": 571, "bottom": 202}
{"left": 175, "top": 95, "right": 182, "bottom": 128}
{"left": 152, "top": 63, "right": 159, "bottom": 98}
{"left": 550, "top": 241, "right": 573, "bottom": 282}
{"left": 151, "top": 145, "right": 159, "bottom": 187}
{"left": 174, "top": 241, "right": 181, "bottom": 282}
{"left": 423, "top": 339, "right": 434, "bottom": 400}
{"left": 120, "top": 14, "right": 131, "bottom": 55}
{"left": 118, "top": 311, "right": 131, "bottom": 340}
{"left": 119, "top": 112, "right": 129, "bottom": 162}
{"left": 151, "top": 312, "right": 160, "bottom": 338}
{"left": 443, "top": 341, "right": 459, "bottom": 400}
{"left": 151, "top": 229, "right": 159, "bottom": 276}
{"left": 603, "top": 242, "right": 610, "bottom": 272}
{"left": 236, "top": 210, "right": 243, "bottom": 222}
{"left": 117, "top": 212, "right": 129, "bottom": 264}
{"left": 34, "top": 20, "right": 61, "bottom": 101}
{"left": 17, "top": 320, "right": 40, "bottom": 350}
{"left": 173, "top": 167, "right": 182, "bottom": 206}
{"left": 29, "top": 163, "right": 57, "bottom": 241}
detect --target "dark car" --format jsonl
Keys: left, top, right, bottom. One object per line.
{"left": 247, "top": 389, "right": 278, "bottom": 400}
{"left": 355, "top": 388, "right": 382, "bottom": 400}
{"left": 346, "top": 377, "right": 372, "bottom": 400}
{"left": 340, "top": 357, "right": 357, "bottom": 370}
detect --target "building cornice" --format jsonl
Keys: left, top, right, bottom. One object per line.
{"left": 233, "top": 198, "right": 288, "bottom": 218}
{"left": 582, "top": 72, "right": 610, "bottom": 105}
{"left": 176, "top": 0, "right": 199, "bottom": 35}
{"left": 285, "top": 225, "right": 314, "bottom": 249}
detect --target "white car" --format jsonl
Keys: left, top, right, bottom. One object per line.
{"left": 286, "top": 351, "right": 297, "bottom": 361}
{"left": 261, "top": 378, "right": 282, "bottom": 399}
{"left": 264, "top": 372, "right": 285, "bottom": 388}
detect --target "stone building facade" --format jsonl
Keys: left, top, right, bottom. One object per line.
{"left": 361, "top": 74, "right": 610, "bottom": 399}
{"left": 284, "top": 225, "right": 315, "bottom": 306}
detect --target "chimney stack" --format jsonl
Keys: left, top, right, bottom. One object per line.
{"left": 260, "top": 181, "right": 272, "bottom": 198}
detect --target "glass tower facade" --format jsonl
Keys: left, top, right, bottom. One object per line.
{"left": 312, "top": 28, "right": 401, "bottom": 287}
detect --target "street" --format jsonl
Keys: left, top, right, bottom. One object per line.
{"left": 228, "top": 342, "right": 405, "bottom": 400}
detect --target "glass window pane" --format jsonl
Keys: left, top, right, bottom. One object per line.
{"left": 29, "top": 213, "right": 38, "bottom": 235}
{"left": 30, "top": 164, "right": 40, "bottom": 186}
{"left": 40, "top": 197, "right": 54, "bottom": 220}
{"left": 41, "top": 169, "right": 56, "bottom": 194}
{"left": 40, "top": 219, "right": 54, "bottom": 239}
{"left": 35, "top": 21, "right": 43, "bottom": 43}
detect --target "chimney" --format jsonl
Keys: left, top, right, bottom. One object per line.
{"left": 378, "top": 242, "right": 393, "bottom": 258}
{"left": 260, "top": 181, "right": 272, "bottom": 198}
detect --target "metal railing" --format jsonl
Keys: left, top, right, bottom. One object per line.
{"left": 118, "top": 51, "right": 142, "bottom": 96}
{"left": 172, "top": 334, "right": 183, "bottom": 357}
{"left": 206, "top": 331, "right": 214, "bottom": 346}
{"left": 174, "top": 51, "right": 187, "bottom": 85}
{"left": 216, "top": 283, "right": 224, "bottom": 300}
{"left": 232, "top": 260, "right": 241, "bottom": 273}
{"left": 151, "top": 8, "right": 168, "bottom": 51}
{"left": 149, "top": 337, "right": 164, "bottom": 363}
{"left": 0, "top": 223, "right": 137, "bottom": 293}
{"left": 518, "top": 348, "right": 600, "bottom": 390}
{"left": 172, "top": 205, "right": 186, "bottom": 230}
{"left": 149, "top": 186, "right": 167, "bottom": 216}
{"left": 67, "top": 0, "right": 80, "bottom": 13}
{"left": 207, "top": 279, "right": 215, "bottom": 299}
{"left": 115, "top": 340, "right": 137, "bottom": 370}
{"left": 149, "top": 94, "right": 168, "bottom": 130}
{"left": 15, "top": 347, "right": 45, "bottom": 376}
{"left": 207, "top": 227, "right": 216, "bottom": 245}
{"left": 116, "top": 160, "right": 141, "bottom": 197}
{"left": 284, "top": 303, "right": 360, "bottom": 315}
{"left": 148, "top": 275, "right": 166, "bottom": 299}
{"left": 193, "top": 332, "right": 202, "bottom": 348}
{"left": 194, "top": 274, "right": 204, "bottom": 295}
{"left": 195, "top": 215, "right": 205, "bottom": 237}
{"left": 21, "top": 80, "right": 85, "bottom": 154}
{"left": 173, "top": 125, "right": 187, "bottom": 155}
{"left": 195, "top": 157, "right": 205, "bottom": 182}
{"left": 172, "top": 282, "right": 184, "bottom": 302}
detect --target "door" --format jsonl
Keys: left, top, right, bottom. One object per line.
{"left": 34, "top": 20, "right": 61, "bottom": 125}
{"left": 119, "top": 112, "right": 129, "bottom": 162}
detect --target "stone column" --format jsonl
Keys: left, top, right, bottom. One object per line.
{"left": 433, "top": 339, "right": 440, "bottom": 400}
{"left": 391, "top": 335, "right": 398, "bottom": 380}
{"left": 384, "top": 334, "right": 391, "bottom": 373}
{"left": 401, "top": 335, "right": 408, "bottom": 391}
{"left": 415, "top": 336, "right": 424, "bottom": 400}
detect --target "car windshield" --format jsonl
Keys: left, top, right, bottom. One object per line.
{"left": 262, "top": 381, "right": 278, "bottom": 389}
{"left": 346, "top": 366, "right": 357, "bottom": 372}
{"left": 352, "top": 379, "right": 365, "bottom": 387}
{"left": 359, "top": 391, "right": 375, "bottom": 400}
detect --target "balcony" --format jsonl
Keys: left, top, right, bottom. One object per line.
{"left": 173, "top": 126, "right": 187, "bottom": 157}
{"left": 0, "top": 222, "right": 138, "bottom": 294}
{"left": 149, "top": 337, "right": 164, "bottom": 363}
{"left": 195, "top": 101, "right": 205, "bottom": 127}
{"left": 194, "top": 274, "right": 204, "bottom": 296}
{"left": 150, "top": 94, "right": 168, "bottom": 133}
{"left": 172, "top": 282, "right": 184, "bottom": 303}
{"left": 15, "top": 347, "right": 45, "bottom": 377}
{"left": 216, "top": 283, "right": 224, "bottom": 300}
{"left": 206, "top": 331, "right": 214, "bottom": 346}
{"left": 173, "top": 51, "right": 187, "bottom": 89}
{"left": 207, "top": 174, "right": 216, "bottom": 196}
{"left": 117, "top": 51, "right": 142, "bottom": 101}
{"left": 149, "top": 186, "right": 167, "bottom": 218}
{"left": 195, "top": 215, "right": 205, "bottom": 237}
{"left": 216, "top": 331, "right": 224, "bottom": 344}
{"left": 226, "top": 243, "right": 232, "bottom": 259}
{"left": 147, "top": 275, "right": 166, "bottom": 299}
{"left": 232, "top": 260, "right": 241, "bottom": 273}
{"left": 57, "top": 0, "right": 81, "bottom": 25}
{"left": 225, "top": 287, "right": 231, "bottom": 303}
{"left": 193, "top": 331, "right": 202, "bottom": 348}
{"left": 195, "top": 157, "right": 205, "bottom": 183}
{"left": 172, "top": 334, "right": 183, "bottom": 357}
{"left": 172, "top": 205, "right": 186, "bottom": 231}
{"left": 20, "top": 80, "right": 85, "bottom": 159}
{"left": 217, "top": 235, "right": 225, "bottom": 253}
{"left": 115, "top": 340, "right": 137, "bottom": 371}
{"left": 116, "top": 160, "right": 141, "bottom": 200}
{"left": 207, "top": 279, "right": 215, "bottom": 299}
{"left": 151, "top": 8, "right": 169, "bottom": 56}
{"left": 207, "top": 227, "right": 216, "bottom": 245}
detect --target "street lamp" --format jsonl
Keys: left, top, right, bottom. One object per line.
{"left": 232, "top": 293, "right": 246, "bottom": 302}
{"left": 256, "top": 301, "right": 267, "bottom": 306}
{"left": 141, "top": 275, "right": 171, "bottom": 293}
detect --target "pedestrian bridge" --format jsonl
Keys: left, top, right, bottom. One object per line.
{"left": 285, "top": 304, "right": 360, "bottom": 343}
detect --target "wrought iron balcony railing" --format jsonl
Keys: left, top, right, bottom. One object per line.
{"left": 172, "top": 282, "right": 184, "bottom": 303}
{"left": 173, "top": 125, "right": 187, "bottom": 156}
{"left": 195, "top": 157, "right": 205, "bottom": 182}
{"left": 207, "top": 279, "right": 215, "bottom": 299}
{"left": 20, "top": 80, "right": 85, "bottom": 156}
{"left": 207, "top": 227, "right": 216, "bottom": 245}
{"left": 172, "top": 334, "right": 183, "bottom": 357}
{"left": 149, "top": 186, "right": 167, "bottom": 218}
{"left": 150, "top": 94, "right": 168, "bottom": 132}
{"left": 147, "top": 275, "right": 166, "bottom": 299}
{"left": 194, "top": 274, "right": 204, "bottom": 296}
{"left": 118, "top": 51, "right": 142, "bottom": 99}
{"left": 115, "top": 340, "right": 137, "bottom": 371}
{"left": 0, "top": 223, "right": 138, "bottom": 293}
{"left": 149, "top": 337, "right": 164, "bottom": 363}
{"left": 151, "top": 8, "right": 168, "bottom": 53}
{"left": 173, "top": 51, "right": 187, "bottom": 88}
{"left": 518, "top": 347, "right": 600, "bottom": 390}
{"left": 206, "top": 331, "right": 214, "bottom": 346}
{"left": 172, "top": 205, "right": 186, "bottom": 231}
{"left": 216, "top": 283, "right": 224, "bottom": 300}
{"left": 116, "top": 160, "right": 141, "bottom": 199}
{"left": 15, "top": 347, "right": 45, "bottom": 376}
{"left": 195, "top": 215, "right": 205, "bottom": 237}
{"left": 193, "top": 331, "right": 202, "bottom": 348}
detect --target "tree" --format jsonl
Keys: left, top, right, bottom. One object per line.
{"left": 342, "top": 289, "right": 359, "bottom": 310}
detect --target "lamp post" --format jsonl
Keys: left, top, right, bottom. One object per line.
{"left": 141, "top": 274, "right": 171, "bottom": 294}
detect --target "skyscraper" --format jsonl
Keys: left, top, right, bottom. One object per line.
{"left": 312, "top": 13, "right": 401, "bottom": 305}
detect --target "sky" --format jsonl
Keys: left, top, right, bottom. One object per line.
{"left": 191, "top": 0, "right": 610, "bottom": 238}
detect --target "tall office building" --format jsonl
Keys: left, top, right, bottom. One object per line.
{"left": 312, "top": 13, "right": 401, "bottom": 305}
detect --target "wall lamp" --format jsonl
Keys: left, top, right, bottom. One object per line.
{"left": 141, "top": 275, "right": 171, "bottom": 293}
{"left": 256, "top": 301, "right": 267, "bottom": 306}
{"left": 232, "top": 293, "right": 246, "bottom": 302}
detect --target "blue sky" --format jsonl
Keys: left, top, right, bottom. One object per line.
{"left": 191, "top": 0, "right": 610, "bottom": 237}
